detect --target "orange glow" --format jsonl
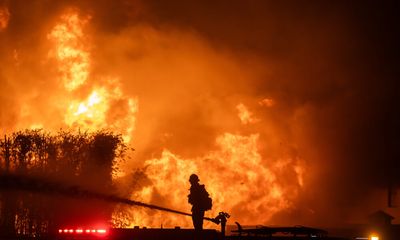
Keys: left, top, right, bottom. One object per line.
{"left": 370, "top": 234, "right": 379, "bottom": 240}
{"left": 47, "top": 9, "right": 138, "bottom": 144}
{"left": 259, "top": 98, "right": 275, "bottom": 107}
{"left": 237, "top": 103, "right": 258, "bottom": 124}
{"left": 0, "top": 6, "right": 10, "bottom": 31}
{"left": 294, "top": 165, "right": 305, "bottom": 187}
{"left": 48, "top": 9, "right": 90, "bottom": 91}
{"left": 5, "top": 6, "right": 307, "bottom": 229}
{"left": 117, "top": 133, "right": 304, "bottom": 227}
{"left": 65, "top": 88, "right": 108, "bottom": 128}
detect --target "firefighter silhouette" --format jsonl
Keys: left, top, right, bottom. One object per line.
{"left": 188, "top": 174, "right": 212, "bottom": 231}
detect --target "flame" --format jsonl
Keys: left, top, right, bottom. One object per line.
{"left": 47, "top": 10, "right": 304, "bottom": 227}
{"left": 47, "top": 9, "right": 137, "bottom": 142}
{"left": 237, "top": 103, "right": 259, "bottom": 124}
{"left": 119, "top": 133, "right": 303, "bottom": 227}
{"left": 1, "top": 7, "right": 307, "bottom": 228}
{"left": 66, "top": 88, "right": 108, "bottom": 128}
{"left": 48, "top": 10, "right": 90, "bottom": 91}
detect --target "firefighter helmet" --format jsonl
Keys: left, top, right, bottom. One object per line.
{"left": 189, "top": 174, "right": 199, "bottom": 183}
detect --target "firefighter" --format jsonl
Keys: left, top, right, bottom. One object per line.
{"left": 188, "top": 174, "right": 212, "bottom": 231}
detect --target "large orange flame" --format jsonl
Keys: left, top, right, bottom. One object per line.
{"left": 48, "top": 10, "right": 90, "bottom": 91}
{"left": 41, "top": 8, "right": 306, "bottom": 228}
{"left": 47, "top": 9, "right": 137, "bottom": 143}
{"left": 118, "top": 131, "right": 304, "bottom": 227}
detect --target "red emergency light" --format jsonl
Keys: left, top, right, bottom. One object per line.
{"left": 58, "top": 228, "right": 107, "bottom": 235}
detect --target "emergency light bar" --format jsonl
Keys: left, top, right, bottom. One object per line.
{"left": 58, "top": 228, "right": 107, "bottom": 234}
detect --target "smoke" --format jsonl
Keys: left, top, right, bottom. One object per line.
{"left": 0, "top": 0, "right": 399, "bottom": 227}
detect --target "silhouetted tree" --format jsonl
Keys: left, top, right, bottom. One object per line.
{"left": 0, "top": 129, "right": 126, "bottom": 237}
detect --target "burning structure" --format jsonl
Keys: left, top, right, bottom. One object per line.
{"left": 0, "top": 0, "right": 399, "bottom": 239}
